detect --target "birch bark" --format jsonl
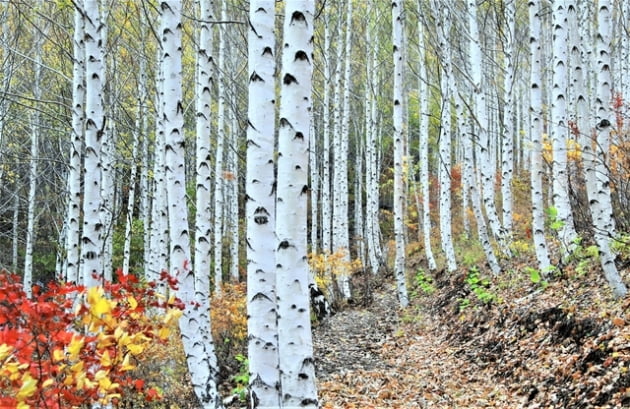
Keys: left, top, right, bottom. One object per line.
{"left": 246, "top": 2, "right": 281, "bottom": 405}
{"left": 417, "top": 19, "right": 436, "bottom": 271}
{"left": 81, "top": 0, "right": 105, "bottom": 288}
{"left": 550, "top": 0, "right": 578, "bottom": 253}
{"left": 393, "top": 0, "right": 410, "bottom": 306}
{"left": 528, "top": 0, "right": 552, "bottom": 273}
{"left": 435, "top": 1, "right": 457, "bottom": 273}
{"left": 65, "top": 5, "right": 85, "bottom": 283}
{"left": 160, "top": 2, "right": 222, "bottom": 406}
{"left": 276, "top": 2, "right": 319, "bottom": 406}
{"left": 591, "top": 0, "right": 627, "bottom": 297}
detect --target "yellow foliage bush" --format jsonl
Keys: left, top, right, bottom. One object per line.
{"left": 309, "top": 250, "right": 363, "bottom": 298}
{"left": 211, "top": 282, "right": 247, "bottom": 344}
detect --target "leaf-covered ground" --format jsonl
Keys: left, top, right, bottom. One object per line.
{"left": 315, "top": 267, "right": 630, "bottom": 408}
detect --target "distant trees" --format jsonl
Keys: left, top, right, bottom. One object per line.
{"left": 1, "top": 0, "right": 630, "bottom": 405}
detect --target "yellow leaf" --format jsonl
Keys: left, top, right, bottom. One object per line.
{"left": 53, "top": 348, "right": 65, "bottom": 362}
{"left": 16, "top": 373, "right": 37, "bottom": 400}
{"left": 157, "top": 326, "right": 171, "bottom": 340}
{"left": 42, "top": 378, "right": 54, "bottom": 388}
{"left": 127, "top": 343, "right": 145, "bottom": 355}
{"left": 120, "top": 353, "right": 135, "bottom": 371}
{"left": 87, "top": 286, "right": 115, "bottom": 316}
{"left": 127, "top": 295, "right": 138, "bottom": 310}
{"left": 0, "top": 344, "right": 12, "bottom": 361}
{"left": 100, "top": 350, "right": 112, "bottom": 367}
{"left": 67, "top": 336, "right": 84, "bottom": 360}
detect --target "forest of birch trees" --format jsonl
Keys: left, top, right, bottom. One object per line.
{"left": 1, "top": 0, "right": 630, "bottom": 407}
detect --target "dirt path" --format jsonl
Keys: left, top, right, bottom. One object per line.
{"left": 314, "top": 282, "right": 523, "bottom": 408}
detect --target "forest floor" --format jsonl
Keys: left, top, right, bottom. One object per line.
{"left": 313, "top": 263, "right": 630, "bottom": 409}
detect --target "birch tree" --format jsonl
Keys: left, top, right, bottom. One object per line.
{"left": 213, "top": 0, "right": 228, "bottom": 292}
{"left": 65, "top": 4, "right": 85, "bottom": 283}
{"left": 335, "top": 0, "right": 352, "bottom": 299}
{"left": 417, "top": 18, "right": 436, "bottom": 271}
{"left": 276, "top": 2, "right": 319, "bottom": 406}
{"left": 392, "top": 0, "right": 410, "bottom": 306}
{"left": 500, "top": 0, "right": 516, "bottom": 236}
{"left": 589, "top": 0, "right": 627, "bottom": 297}
{"left": 23, "top": 22, "right": 42, "bottom": 296}
{"left": 246, "top": 2, "right": 281, "bottom": 406}
{"left": 160, "top": 1, "right": 222, "bottom": 406}
{"left": 81, "top": 0, "right": 105, "bottom": 288}
{"left": 434, "top": 1, "right": 457, "bottom": 273}
{"left": 364, "top": 0, "right": 382, "bottom": 273}
{"left": 320, "top": 9, "right": 332, "bottom": 255}
{"left": 528, "top": 0, "right": 552, "bottom": 274}
{"left": 467, "top": 0, "right": 508, "bottom": 251}
{"left": 550, "top": 0, "right": 578, "bottom": 253}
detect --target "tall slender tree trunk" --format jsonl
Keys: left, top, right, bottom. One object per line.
{"left": 435, "top": 1, "right": 457, "bottom": 273}
{"left": 276, "top": 2, "right": 319, "bottom": 406}
{"left": 213, "top": 0, "right": 228, "bottom": 292}
{"left": 123, "top": 56, "right": 146, "bottom": 275}
{"left": 550, "top": 0, "right": 578, "bottom": 254}
{"left": 100, "top": 3, "right": 115, "bottom": 282}
{"left": 81, "top": 0, "right": 105, "bottom": 287}
{"left": 24, "top": 36, "right": 42, "bottom": 296}
{"left": 227, "top": 69, "right": 239, "bottom": 282}
{"left": 501, "top": 0, "right": 516, "bottom": 236}
{"left": 392, "top": 0, "right": 409, "bottom": 307}
{"left": 468, "top": 0, "right": 508, "bottom": 251}
{"left": 334, "top": 0, "right": 353, "bottom": 299}
{"left": 66, "top": 5, "right": 85, "bottom": 283}
{"left": 590, "top": 0, "right": 627, "bottom": 297}
{"left": 417, "top": 19, "right": 436, "bottom": 271}
{"left": 528, "top": 0, "right": 552, "bottom": 274}
{"left": 246, "top": 2, "right": 281, "bottom": 406}
{"left": 160, "top": 2, "right": 222, "bottom": 407}
{"left": 320, "top": 10, "right": 332, "bottom": 255}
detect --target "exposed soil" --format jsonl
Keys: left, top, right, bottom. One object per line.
{"left": 314, "top": 267, "right": 630, "bottom": 409}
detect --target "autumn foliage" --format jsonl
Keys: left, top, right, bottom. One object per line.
{"left": 0, "top": 269, "right": 183, "bottom": 408}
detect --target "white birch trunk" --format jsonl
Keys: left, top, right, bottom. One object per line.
{"left": 276, "top": 2, "right": 319, "bottom": 406}
{"left": 591, "top": 0, "right": 627, "bottom": 297}
{"left": 417, "top": 20, "right": 436, "bottom": 271}
{"left": 99, "top": 3, "right": 114, "bottom": 282}
{"left": 551, "top": 0, "right": 578, "bottom": 253}
{"left": 138, "top": 13, "right": 152, "bottom": 275}
{"left": 194, "top": 0, "right": 215, "bottom": 322}
{"left": 354, "top": 135, "right": 365, "bottom": 267}
{"left": 12, "top": 194, "right": 19, "bottom": 272}
{"left": 501, "top": 0, "right": 516, "bottom": 236}
{"left": 122, "top": 94, "right": 142, "bottom": 275}
{"left": 364, "top": 0, "right": 382, "bottom": 274}
{"left": 81, "top": 0, "right": 105, "bottom": 287}
{"left": 24, "top": 46, "right": 41, "bottom": 296}
{"left": 65, "top": 5, "right": 85, "bottom": 283}
{"left": 468, "top": 0, "right": 508, "bottom": 250}
{"left": 213, "top": 0, "right": 228, "bottom": 292}
{"left": 228, "top": 75, "right": 239, "bottom": 282}
{"left": 246, "top": 2, "right": 281, "bottom": 405}
{"left": 528, "top": 0, "right": 552, "bottom": 273}
{"left": 148, "top": 47, "right": 169, "bottom": 285}
{"left": 335, "top": 0, "right": 353, "bottom": 299}
{"left": 392, "top": 0, "right": 409, "bottom": 306}
{"left": 369, "top": 24, "right": 383, "bottom": 271}
{"left": 320, "top": 10, "right": 332, "bottom": 255}
{"left": 310, "top": 118, "right": 319, "bottom": 253}
{"left": 435, "top": 1, "right": 457, "bottom": 273}
{"left": 465, "top": 117, "right": 501, "bottom": 275}
{"left": 160, "top": 2, "right": 222, "bottom": 407}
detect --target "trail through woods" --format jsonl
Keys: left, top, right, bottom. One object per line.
{"left": 314, "top": 281, "right": 520, "bottom": 408}
{"left": 314, "top": 270, "right": 630, "bottom": 409}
